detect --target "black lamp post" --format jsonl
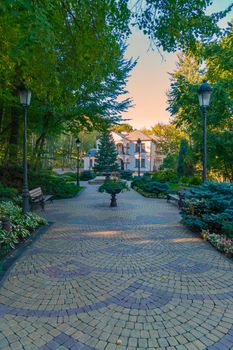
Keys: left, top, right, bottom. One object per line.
{"left": 76, "top": 138, "right": 81, "bottom": 186}
{"left": 19, "top": 87, "right": 31, "bottom": 215}
{"left": 137, "top": 138, "right": 141, "bottom": 177}
{"left": 198, "top": 80, "right": 212, "bottom": 183}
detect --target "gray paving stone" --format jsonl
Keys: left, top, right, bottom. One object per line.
{"left": 0, "top": 184, "right": 233, "bottom": 350}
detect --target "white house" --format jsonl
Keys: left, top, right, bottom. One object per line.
{"left": 84, "top": 130, "right": 164, "bottom": 173}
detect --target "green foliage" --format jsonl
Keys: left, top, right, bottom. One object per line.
{"left": 0, "top": 201, "right": 47, "bottom": 249}
{"left": 0, "top": 166, "right": 79, "bottom": 199}
{"left": 94, "top": 132, "right": 120, "bottom": 173}
{"left": 177, "top": 139, "right": 193, "bottom": 178}
{"left": 131, "top": 174, "right": 170, "bottom": 197}
{"left": 152, "top": 170, "right": 177, "bottom": 183}
{"left": 0, "top": 182, "right": 18, "bottom": 201}
{"left": 120, "top": 170, "right": 133, "bottom": 180}
{"left": 98, "top": 179, "right": 129, "bottom": 194}
{"left": 111, "top": 123, "right": 133, "bottom": 133}
{"left": 80, "top": 171, "right": 95, "bottom": 181}
{"left": 133, "top": 0, "right": 232, "bottom": 52}
{"left": 29, "top": 171, "right": 80, "bottom": 199}
{"left": 181, "top": 182, "right": 233, "bottom": 238}
{"left": 168, "top": 26, "right": 233, "bottom": 181}
{"left": 144, "top": 182, "right": 169, "bottom": 197}
{"left": 0, "top": 1, "right": 135, "bottom": 166}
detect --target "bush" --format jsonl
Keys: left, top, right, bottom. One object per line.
{"left": 152, "top": 170, "right": 177, "bottom": 183}
{"left": 99, "top": 179, "right": 129, "bottom": 194}
{"left": 144, "top": 181, "right": 170, "bottom": 197}
{"left": 80, "top": 170, "right": 95, "bottom": 181}
{"left": 180, "top": 182, "right": 233, "bottom": 238}
{"left": 0, "top": 166, "right": 80, "bottom": 199}
{"left": 0, "top": 201, "right": 47, "bottom": 249}
{"left": 0, "top": 182, "right": 18, "bottom": 201}
{"left": 120, "top": 170, "right": 133, "bottom": 180}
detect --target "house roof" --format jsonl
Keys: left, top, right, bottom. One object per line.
{"left": 125, "top": 130, "right": 153, "bottom": 141}
{"left": 85, "top": 149, "right": 97, "bottom": 157}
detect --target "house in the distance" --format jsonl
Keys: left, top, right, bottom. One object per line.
{"left": 84, "top": 130, "right": 164, "bottom": 173}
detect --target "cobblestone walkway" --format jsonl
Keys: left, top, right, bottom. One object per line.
{"left": 0, "top": 184, "right": 233, "bottom": 350}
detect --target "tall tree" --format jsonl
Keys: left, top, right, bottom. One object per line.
{"left": 131, "top": 0, "right": 233, "bottom": 52}
{"left": 177, "top": 139, "right": 193, "bottom": 178}
{"left": 94, "top": 132, "right": 119, "bottom": 173}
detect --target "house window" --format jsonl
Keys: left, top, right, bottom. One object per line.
{"left": 141, "top": 159, "right": 145, "bottom": 168}
{"left": 90, "top": 159, "right": 93, "bottom": 168}
{"left": 135, "top": 159, "right": 139, "bottom": 168}
{"left": 141, "top": 143, "right": 145, "bottom": 152}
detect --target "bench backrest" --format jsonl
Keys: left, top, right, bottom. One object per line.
{"left": 29, "top": 187, "right": 43, "bottom": 199}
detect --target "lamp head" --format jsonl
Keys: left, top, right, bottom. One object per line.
{"left": 76, "top": 138, "right": 81, "bottom": 149}
{"left": 19, "top": 87, "right": 31, "bottom": 107}
{"left": 198, "top": 80, "right": 212, "bottom": 107}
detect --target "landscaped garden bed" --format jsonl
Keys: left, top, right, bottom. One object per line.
{"left": 180, "top": 182, "right": 233, "bottom": 257}
{"left": 0, "top": 201, "right": 47, "bottom": 267}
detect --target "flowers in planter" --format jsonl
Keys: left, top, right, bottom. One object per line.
{"left": 202, "top": 230, "right": 233, "bottom": 257}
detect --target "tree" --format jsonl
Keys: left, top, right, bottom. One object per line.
{"left": 132, "top": 0, "right": 233, "bottom": 52}
{"left": 111, "top": 123, "right": 133, "bottom": 133}
{"left": 94, "top": 132, "right": 120, "bottom": 173}
{"left": 0, "top": 0, "right": 134, "bottom": 167}
{"left": 177, "top": 139, "right": 193, "bottom": 178}
{"left": 167, "top": 24, "right": 233, "bottom": 181}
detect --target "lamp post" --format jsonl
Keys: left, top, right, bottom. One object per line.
{"left": 76, "top": 138, "right": 81, "bottom": 186}
{"left": 137, "top": 138, "right": 141, "bottom": 177}
{"left": 198, "top": 80, "right": 212, "bottom": 183}
{"left": 19, "top": 87, "right": 31, "bottom": 215}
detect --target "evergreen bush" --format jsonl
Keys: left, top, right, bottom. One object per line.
{"left": 181, "top": 182, "right": 233, "bottom": 238}
{"left": 144, "top": 182, "right": 169, "bottom": 197}
{"left": 80, "top": 170, "right": 95, "bottom": 181}
{"left": 120, "top": 170, "right": 133, "bottom": 180}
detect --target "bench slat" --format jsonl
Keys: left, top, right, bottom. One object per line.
{"left": 29, "top": 187, "right": 53, "bottom": 210}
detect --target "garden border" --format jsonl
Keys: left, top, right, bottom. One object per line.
{"left": 0, "top": 222, "right": 53, "bottom": 284}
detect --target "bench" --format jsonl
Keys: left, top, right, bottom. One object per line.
{"left": 167, "top": 190, "right": 186, "bottom": 208}
{"left": 29, "top": 187, "right": 53, "bottom": 210}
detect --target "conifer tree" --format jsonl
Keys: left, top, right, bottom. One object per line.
{"left": 94, "top": 132, "right": 119, "bottom": 173}
{"left": 177, "top": 139, "right": 193, "bottom": 178}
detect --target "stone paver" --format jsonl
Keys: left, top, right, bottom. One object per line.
{"left": 0, "top": 183, "right": 233, "bottom": 349}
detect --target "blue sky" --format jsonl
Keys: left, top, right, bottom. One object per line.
{"left": 123, "top": 0, "right": 233, "bottom": 129}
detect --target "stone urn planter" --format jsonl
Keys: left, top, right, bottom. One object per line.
{"left": 98, "top": 179, "right": 129, "bottom": 207}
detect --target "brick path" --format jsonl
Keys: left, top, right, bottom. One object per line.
{"left": 0, "top": 184, "right": 233, "bottom": 350}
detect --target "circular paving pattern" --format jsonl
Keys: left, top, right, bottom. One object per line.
{"left": 0, "top": 185, "right": 233, "bottom": 349}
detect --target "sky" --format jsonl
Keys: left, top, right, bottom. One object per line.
{"left": 122, "top": 0, "right": 233, "bottom": 129}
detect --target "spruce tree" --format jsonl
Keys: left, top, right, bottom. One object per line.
{"left": 177, "top": 139, "right": 192, "bottom": 178}
{"left": 94, "top": 132, "right": 119, "bottom": 173}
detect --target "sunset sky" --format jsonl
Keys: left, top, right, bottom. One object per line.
{"left": 123, "top": 0, "right": 233, "bottom": 129}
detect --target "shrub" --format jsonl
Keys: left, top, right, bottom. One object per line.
{"left": 80, "top": 170, "right": 95, "bottom": 181}
{"left": 144, "top": 182, "right": 169, "bottom": 197}
{"left": 180, "top": 182, "right": 233, "bottom": 238}
{"left": 0, "top": 201, "right": 47, "bottom": 249}
{"left": 99, "top": 179, "right": 129, "bottom": 194}
{"left": 0, "top": 166, "right": 80, "bottom": 199}
{"left": 0, "top": 182, "right": 18, "bottom": 201}
{"left": 120, "top": 170, "right": 133, "bottom": 180}
{"left": 152, "top": 170, "right": 177, "bottom": 183}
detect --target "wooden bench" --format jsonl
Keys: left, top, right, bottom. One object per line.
{"left": 29, "top": 187, "right": 53, "bottom": 210}
{"left": 167, "top": 191, "right": 185, "bottom": 208}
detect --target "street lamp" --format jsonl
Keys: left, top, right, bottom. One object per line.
{"left": 198, "top": 80, "right": 212, "bottom": 183}
{"left": 76, "top": 138, "right": 81, "bottom": 186}
{"left": 19, "top": 87, "right": 32, "bottom": 215}
{"left": 137, "top": 138, "right": 141, "bottom": 177}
